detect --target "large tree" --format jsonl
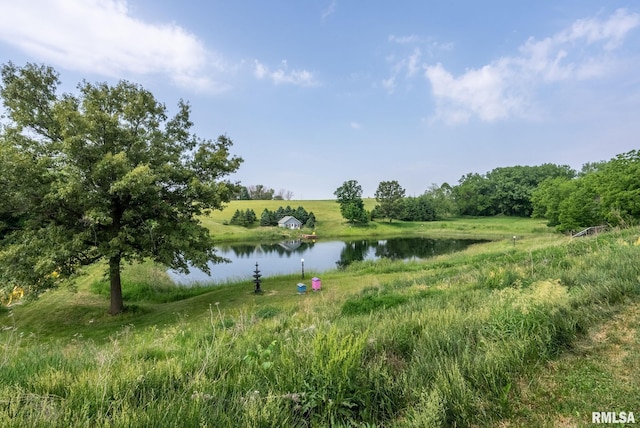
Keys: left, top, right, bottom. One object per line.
{"left": 0, "top": 140, "right": 30, "bottom": 239}
{"left": 398, "top": 196, "right": 436, "bottom": 222}
{"left": 374, "top": 180, "right": 406, "bottom": 222}
{"left": 334, "top": 180, "right": 368, "bottom": 223}
{"left": 453, "top": 173, "right": 496, "bottom": 216}
{"left": 531, "top": 176, "right": 576, "bottom": 227}
{"left": 423, "top": 183, "right": 457, "bottom": 219}
{"left": 532, "top": 150, "right": 640, "bottom": 232}
{"left": 486, "top": 164, "right": 575, "bottom": 217}
{"left": 454, "top": 164, "right": 575, "bottom": 217}
{"left": 597, "top": 150, "right": 640, "bottom": 224}
{"left": 0, "top": 63, "right": 243, "bottom": 314}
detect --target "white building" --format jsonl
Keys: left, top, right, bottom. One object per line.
{"left": 278, "top": 216, "right": 302, "bottom": 229}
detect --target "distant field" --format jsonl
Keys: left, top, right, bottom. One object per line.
{"left": 201, "top": 199, "right": 553, "bottom": 242}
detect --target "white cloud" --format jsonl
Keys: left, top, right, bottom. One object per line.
{"left": 383, "top": 48, "right": 422, "bottom": 94}
{"left": 425, "top": 62, "right": 526, "bottom": 123}
{"left": 383, "top": 34, "right": 454, "bottom": 94}
{"left": 388, "top": 34, "right": 421, "bottom": 44}
{"left": 253, "top": 60, "right": 318, "bottom": 87}
{"left": 406, "top": 49, "right": 421, "bottom": 77}
{"left": 322, "top": 0, "right": 337, "bottom": 21}
{"left": 350, "top": 121, "right": 361, "bottom": 130}
{"left": 423, "top": 8, "right": 640, "bottom": 124}
{"left": 0, "top": 0, "right": 227, "bottom": 92}
{"left": 564, "top": 8, "right": 640, "bottom": 49}
{"left": 382, "top": 76, "right": 396, "bottom": 93}
{"left": 388, "top": 34, "right": 454, "bottom": 53}
{"left": 253, "top": 60, "right": 268, "bottom": 80}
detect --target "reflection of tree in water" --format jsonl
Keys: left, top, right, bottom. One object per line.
{"left": 337, "top": 238, "right": 485, "bottom": 267}
{"left": 220, "top": 238, "right": 483, "bottom": 267}
{"left": 226, "top": 240, "right": 315, "bottom": 258}
{"left": 335, "top": 240, "right": 379, "bottom": 269}
{"left": 218, "top": 244, "right": 254, "bottom": 258}
{"left": 375, "top": 238, "right": 481, "bottom": 259}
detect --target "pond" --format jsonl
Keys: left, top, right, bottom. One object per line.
{"left": 167, "top": 237, "right": 486, "bottom": 285}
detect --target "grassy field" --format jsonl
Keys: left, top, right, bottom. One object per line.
{"left": 201, "top": 198, "right": 550, "bottom": 241}
{"left": 1, "top": 207, "right": 639, "bottom": 427}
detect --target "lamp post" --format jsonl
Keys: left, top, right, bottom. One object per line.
{"left": 512, "top": 236, "right": 517, "bottom": 246}
{"left": 301, "top": 258, "right": 305, "bottom": 279}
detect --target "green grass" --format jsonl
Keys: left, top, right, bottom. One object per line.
{"left": 1, "top": 216, "right": 639, "bottom": 427}
{"left": 499, "top": 302, "right": 640, "bottom": 427}
{"left": 200, "top": 199, "right": 552, "bottom": 241}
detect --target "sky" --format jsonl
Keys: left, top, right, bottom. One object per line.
{"left": 1, "top": 1, "right": 639, "bottom": 199}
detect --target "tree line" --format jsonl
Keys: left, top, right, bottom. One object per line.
{"left": 228, "top": 205, "right": 316, "bottom": 229}
{"left": 531, "top": 151, "right": 640, "bottom": 232}
{"left": 333, "top": 179, "right": 455, "bottom": 224}
{"left": 234, "top": 185, "right": 294, "bottom": 200}
{"left": 335, "top": 153, "right": 640, "bottom": 232}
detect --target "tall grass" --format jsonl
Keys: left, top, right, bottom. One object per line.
{"left": 1, "top": 227, "right": 639, "bottom": 426}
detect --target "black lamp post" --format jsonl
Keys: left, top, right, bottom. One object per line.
{"left": 301, "top": 258, "right": 305, "bottom": 279}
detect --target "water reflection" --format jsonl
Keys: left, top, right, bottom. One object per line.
{"left": 335, "top": 237, "right": 481, "bottom": 268}
{"left": 168, "top": 237, "right": 485, "bottom": 285}
{"left": 219, "top": 240, "right": 314, "bottom": 258}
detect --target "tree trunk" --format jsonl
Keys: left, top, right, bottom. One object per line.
{"left": 109, "top": 254, "right": 124, "bottom": 315}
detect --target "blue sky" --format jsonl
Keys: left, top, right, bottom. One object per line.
{"left": 1, "top": 1, "right": 639, "bottom": 199}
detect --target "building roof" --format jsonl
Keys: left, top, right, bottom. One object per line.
{"left": 278, "top": 215, "right": 302, "bottom": 225}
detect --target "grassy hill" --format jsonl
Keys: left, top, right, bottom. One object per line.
{"left": 201, "top": 198, "right": 549, "bottom": 242}
{"left": 1, "top": 214, "right": 639, "bottom": 427}
{"left": 200, "top": 198, "right": 378, "bottom": 241}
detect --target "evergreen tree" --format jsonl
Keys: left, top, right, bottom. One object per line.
{"left": 305, "top": 212, "right": 316, "bottom": 229}
{"left": 295, "top": 206, "right": 309, "bottom": 224}
{"left": 245, "top": 209, "right": 257, "bottom": 225}
{"left": 284, "top": 205, "right": 294, "bottom": 217}
{"left": 260, "top": 208, "right": 273, "bottom": 226}
{"left": 230, "top": 209, "right": 246, "bottom": 225}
